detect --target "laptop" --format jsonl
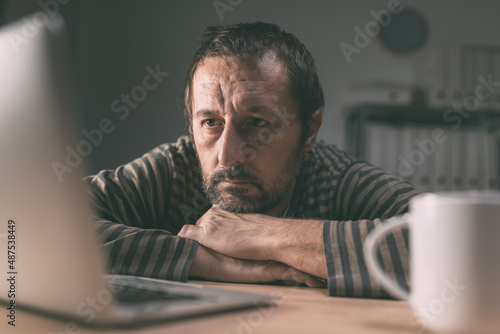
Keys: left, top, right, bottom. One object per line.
{"left": 0, "top": 13, "right": 276, "bottom": 328}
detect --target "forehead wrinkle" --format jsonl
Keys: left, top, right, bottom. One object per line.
{"left": 232, "top": 81, "right": 282, "bottom": 111}
{"left": 230, "top": 80, "right": 271, "bottom": 101}
{"left": 195, "top": 82, "right": 226, "bottom": 113}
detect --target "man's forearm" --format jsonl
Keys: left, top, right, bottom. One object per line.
{"left": 264, "top": 217, "right": 327, "bottom": 279}
{"left": 94, "top": 217, "right": 198, "bottom": 281}
{"left": 187, "top": 243, "right": 325, "bottom": 287}
{"left": 266, "top": 215, "right": 411, "bottom": 297}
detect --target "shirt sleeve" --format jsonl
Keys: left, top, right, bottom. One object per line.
{"left": 83, "top": 145, "right": 198, "bottom": 282}
{"left": 323, "top": 162, "right": 418, "bottom": 297}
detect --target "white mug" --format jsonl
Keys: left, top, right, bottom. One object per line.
{"left": 364, "top": 191, "right": 500, "bottom": 334}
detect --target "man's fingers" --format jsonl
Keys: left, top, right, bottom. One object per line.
{"left": 282, "top": 267, "right": 327, "bottom": 288}
{"left": 304, "top": 276, "right": 327, "bottom": 288}
{"left": 178, "top": 224, "right": 201, "bottom": 241}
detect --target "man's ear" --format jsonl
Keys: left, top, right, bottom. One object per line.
{"left": 304, "top": 109, "right": 323, "bottom": 152}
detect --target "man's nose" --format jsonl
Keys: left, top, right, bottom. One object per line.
{"left": 218, "top": 123, "right": 247, "bottom": 168}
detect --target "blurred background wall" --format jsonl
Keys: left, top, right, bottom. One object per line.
{"left": 1, "top": 0, "right": 500, "bottom": 175}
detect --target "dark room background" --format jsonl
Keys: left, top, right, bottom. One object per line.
{"left": 1, "top": 0, "right": 500, "bottom": 181}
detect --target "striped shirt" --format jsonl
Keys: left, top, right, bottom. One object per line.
{"left": 84, "top": 135, "right": 418, "bottom": 297}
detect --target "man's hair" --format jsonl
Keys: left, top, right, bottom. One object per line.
{"left": 180, "top": 22, "right": 324, "bottom": 140}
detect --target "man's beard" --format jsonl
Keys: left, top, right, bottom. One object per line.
{"left": 201, "top": 152, "right": 304, "bottom": 214}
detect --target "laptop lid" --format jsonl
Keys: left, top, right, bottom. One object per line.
{"left": 0, "top": 13, "right": 110, "bottom": 318}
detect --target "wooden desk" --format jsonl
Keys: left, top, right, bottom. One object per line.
{"left": 2, "top": 281, "right": 427, "bottom": 334}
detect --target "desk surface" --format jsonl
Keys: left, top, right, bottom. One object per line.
{"left": 2, "top": 281, "right": 426, "bottom": 334}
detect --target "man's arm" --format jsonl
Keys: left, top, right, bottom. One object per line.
{"left": 85, "top": 146, "right": 198, "bottom": 282}
{"left": 179, "top": 162, "right": 418, "bottom": 296}
{"left": 189, "top": 244, "right": 325, "bottom": 287}
{"left": 322, "top": 162, "right": 417, "bottom": 297}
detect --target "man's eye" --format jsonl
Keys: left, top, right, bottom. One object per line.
{"left": 202, "top": 119, "right": 221, "bottom": 128}
{"left": 250, "top": 118, "right": 267, "bottom": 127}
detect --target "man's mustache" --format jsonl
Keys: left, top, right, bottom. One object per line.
{"left": 210, "top": 166, "right": 262, "bottom": 186}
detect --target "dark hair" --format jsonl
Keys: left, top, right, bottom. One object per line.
{"left": 180, "top": 22, "right": 324, "bottom": 140}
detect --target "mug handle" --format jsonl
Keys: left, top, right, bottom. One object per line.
{"left": 363, "top": 216, "right": 410, "bottom": 301}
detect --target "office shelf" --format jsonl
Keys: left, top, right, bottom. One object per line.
{"left": 345, "top": 104, "right": 500, "bottom": 192}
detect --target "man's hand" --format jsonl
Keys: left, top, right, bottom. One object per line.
{"left": 179, "top": 207, "right": 327, "bottom": 279}
{"left": 179, "top": 207, "right": 274, "bottom": 261}
{"left": 189, "top": 244, "right": 325, "bottom": 288}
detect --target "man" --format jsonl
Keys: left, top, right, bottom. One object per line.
{"left": 85, "top": 22, "right": 417, "bottom": 297}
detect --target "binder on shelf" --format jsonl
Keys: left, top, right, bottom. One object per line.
{"left": 368, "top": 123, "right": 401, "bottom": 182}
{"left": 466, "top": 130, "right": 479, "bottom": 190}
{"left": 385, "top": 124, "right": 399, "bottom": 178}
{"left": 477, "top": 129, "right": 488, "bottom": 189}
{"left": 426, "top": 128, "right": 437, "bottom": 192}
{"left": 367, "top": 123, "right": 384, "bottom": 168}
{"left": 450, "top": 130, "right": 463, "bottom": 191}
{"left": 434, "top": 127, "right": 447, "bottom": 192}
{"left": 441, "top": 127, "right": 453, "bottom": 191}
{"left": 406, "top": 127, "right": 426, "bottom": 192}
{"left": 420, "top": 127, "right": 436, "bottom": 191}
{"left": 419, "top": 127, "right": 432, "bottom": 192}
{"left": 399, "top": 126, "right": 415, "bottom": 186}
{"left": 426, "top": 140, "right": 437, "bottom": 192}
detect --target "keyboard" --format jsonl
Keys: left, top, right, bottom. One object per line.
{"left": 107, "top": 275, "right": 201, "bottom": 304}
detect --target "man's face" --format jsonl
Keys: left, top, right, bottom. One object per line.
{"left": 191, "top": 54, "right": 306, "bottom": 216}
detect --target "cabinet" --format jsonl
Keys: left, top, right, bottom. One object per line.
{"left": 345, "top": 104, "right": 500, "bottom": 192}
